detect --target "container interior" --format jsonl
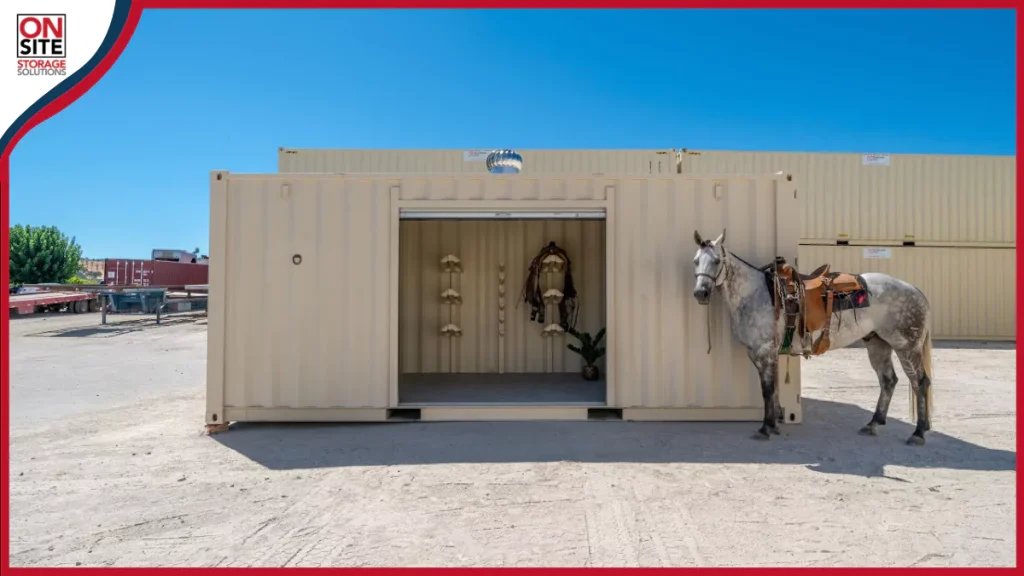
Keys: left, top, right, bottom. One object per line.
{"left": 398, "top": 215, "right": 608, "bottom": 406}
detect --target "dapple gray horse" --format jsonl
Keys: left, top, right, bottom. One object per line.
{"left": 691, "top": 229, "right": 934, "bottom": 445}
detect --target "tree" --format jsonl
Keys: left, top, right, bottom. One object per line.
{"left": 9, "top": 224, "right": 83, "bottom": 285}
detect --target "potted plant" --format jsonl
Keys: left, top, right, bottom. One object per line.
{"left": 567, "top": 327, "right": 606, "bottom": 381}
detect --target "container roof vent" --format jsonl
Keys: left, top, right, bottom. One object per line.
{"left": 486, "top": 149, "right": 523, "bottom": 174}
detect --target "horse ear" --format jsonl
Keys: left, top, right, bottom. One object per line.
{"left": 714, "top": 229, "right": 726, "bottom": 246}
{"left": 694, "top": 230, "right": 703, "bottom": 246}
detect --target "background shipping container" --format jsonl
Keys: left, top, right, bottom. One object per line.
{"left": 104, "top": 259, "right": 210, "bottom": 287}
{"left": 678, "top": 149, "right": 1016, "bottom": 246}
{"left": 278, "top": 148, "right": 678, "bottom": 175}
{"left": 798, "top": 245, "right": 1016, "bottom": 340}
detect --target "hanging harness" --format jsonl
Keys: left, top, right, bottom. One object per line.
{"left": 519, "top": 241, "right": 580, "bottom": 331}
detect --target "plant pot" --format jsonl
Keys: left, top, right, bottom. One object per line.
{"left": 581, "top": 365, "right": 600, "bottom": 381}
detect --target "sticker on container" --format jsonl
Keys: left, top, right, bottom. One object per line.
{"left": 107, "top": 271, "right": 115, "bottom": 278}
{"left": 463, "top": 149, "right": 492, "bottom": 162}
{"left": 863, "top": 247, "right": 892, "bottom": 259}
{"left": 862, "top": 154, "right": 891, "bottom": 166}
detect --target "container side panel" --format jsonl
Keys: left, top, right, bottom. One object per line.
{"left": 102, "top": 259, "right": 208, "bottom": 286}
{"left": 396, "top": 176, "right": 607, "bottom": 201}
{"left": 278, "top": 149, "right": 675, "bottom": 176}
{"left": 681, "top": 151, "right": 1016, "bottom": 244}
{"left": 798, "top": 245, "right": 1016, "bottom": 340}
{"left": 150, "top": 261, "right": 210, "bottom": 286}
{"left": 398, "top": 220, "right": 607, "bottom": 374}
{"left": 222, "top": 176, "right": 391, "bottom": 410}
{"left": 612, "top": 177, "right": 779, "bottom": 408}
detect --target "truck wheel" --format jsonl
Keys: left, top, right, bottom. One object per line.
{"left": 75, "top": 300, "right": 86, "bottom": 313}
{"left": 88, "top": 299, "right": 99, "bottom": 312}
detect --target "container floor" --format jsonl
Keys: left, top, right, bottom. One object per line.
{"left": 398, "top": 373, "right": 606, "bottom": 406}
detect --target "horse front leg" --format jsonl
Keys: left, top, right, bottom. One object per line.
{"left": 772, "top": 386, "right": 784, "bottom": 425}
{"left": 753, "top": 358, "right": 780, "bottom": 440}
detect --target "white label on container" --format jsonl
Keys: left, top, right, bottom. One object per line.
{"left": 107, "top": 271, "right": 115, "bottom": 278}
{"left": 863, "top": 247, "right": 892, "bottom": 259}
{"left": 463, "top": 149, "right": 492, "bottom": 162}
{"left": 862, "top": 154, "right": 891, "bottom": 166}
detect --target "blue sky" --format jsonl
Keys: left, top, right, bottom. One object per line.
{"left": 9, "top": 8, "right": 1017, "bottom": 258}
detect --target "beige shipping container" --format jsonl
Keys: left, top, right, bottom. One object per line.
{"left": 279, "top": 148, "right": 677, "bottom": 175}
{"left": 678, "top": 149, "right": 1016, "bottom": 246}
{"left": 798, "top": 245, "right": 1016, "bottom": 341}
{"left": 207, "top": 171, "right": 801, "bottom": 425}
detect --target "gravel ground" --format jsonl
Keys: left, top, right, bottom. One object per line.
{"left": 7, "top": 313, "right": 1016, "bottom": 567}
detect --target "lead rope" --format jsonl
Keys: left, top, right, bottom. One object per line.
{"left": 773, "top": 269, "right": 792, "bottom": 384}
{"left": 705, "top": 304, "right": 712, "bottom": 355}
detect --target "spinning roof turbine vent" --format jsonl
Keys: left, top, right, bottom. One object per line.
{"left": 486, "top": 149, "right": 523, "bottom": 174}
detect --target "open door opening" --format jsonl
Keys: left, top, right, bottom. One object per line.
{"left": 398, "top": 210, "right": 608, "bottom": 406}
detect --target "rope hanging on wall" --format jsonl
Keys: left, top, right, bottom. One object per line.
{"left": 519, "top": 241, "right": 579, "bottom": 331}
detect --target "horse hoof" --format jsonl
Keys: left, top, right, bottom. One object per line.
{"left": 906, "top": 435, "right": 926, "bottom": 446}
{"left": 751, "top": 430, "right": 771, "bottom": 441}
{"left": 858, "top": 426, "right": 877, "bottom": 437}
{"left": 769, "top": 426, "right": 781, "bottom": 435}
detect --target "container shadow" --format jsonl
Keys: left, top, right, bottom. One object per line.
{"left": 211, "top": 398, "right": 1015, "bottom": 477}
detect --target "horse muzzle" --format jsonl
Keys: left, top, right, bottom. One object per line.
{"left": 693, "top": 288, "right": 711, "bottom": 305}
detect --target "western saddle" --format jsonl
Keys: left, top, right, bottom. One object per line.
{"left": 770, "top": 257, "right": 868, "bottom": 357}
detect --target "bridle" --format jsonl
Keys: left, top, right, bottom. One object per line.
{"left": 694, "top": 267, "right": 724, "bottom": 288}
{"left": 694, "top": 248, "right": 727, "bottom": 289}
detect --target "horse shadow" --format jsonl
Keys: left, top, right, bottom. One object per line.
{"left": 210, "top": 397, "right": 1015, "bottom": 477}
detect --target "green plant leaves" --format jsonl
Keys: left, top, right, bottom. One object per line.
{"left": 8, "top": 224, "right": 83, "bottom": 285}
{"left": 566, "top": 327, "right": 607, "bottom": 366}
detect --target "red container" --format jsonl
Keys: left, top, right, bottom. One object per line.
{"left": 104, "top": 259, "right": 209, "bottom": 287}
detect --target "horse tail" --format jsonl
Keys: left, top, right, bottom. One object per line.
{"left": 922, "top": 328, "right": 934, "bottom": 421}
{"left": 909, "top": 329, "right": 934, "bottom": 423}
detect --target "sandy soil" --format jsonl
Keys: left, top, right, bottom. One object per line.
{"left": 7, "top": 313, "right": 1016, "bottom": 567}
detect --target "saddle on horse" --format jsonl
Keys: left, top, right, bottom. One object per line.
{"left": 769, "top": 256, "right": 870, "bottom": 357}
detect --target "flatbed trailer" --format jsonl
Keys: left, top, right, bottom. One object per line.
{"left": 9, "top": 291, "right": 101, "bottom": 315}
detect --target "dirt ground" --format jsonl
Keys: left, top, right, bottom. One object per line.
{"left": 7, "top": 313, "right": 1017, "bottom": 567}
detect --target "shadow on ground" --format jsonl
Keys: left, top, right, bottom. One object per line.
{"left": 930, "top": 340, "right": 1016, "bottom": 350}
{"left": 211, "top": 398, "right": 1015, "bottom": 477}
{"left": 24, "top": 315, "right": 206, "bottom": 338}
{"left": 843, "top": 339, "right": 1015, "bottom": 351}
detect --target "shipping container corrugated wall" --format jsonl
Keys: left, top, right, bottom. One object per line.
{"left": 610, "top": 175, "right": 800, "bottom": 416}
{"left": 103, "top": 259, "right": 210, "bottom": 287}
{"left": 279, "top": 148, "right": 677, "bottom": 175}
{"left": 798, "top": 245, "right": 1016, "bottom": 341}
{"left": 209, "top": 173, "right": 393, "bottom": 422}
{"left": 678, "top": 150, "right": 1016, "bottom": 246}
{"left": 207, "top": 171, "right": 800, "bottom": 424}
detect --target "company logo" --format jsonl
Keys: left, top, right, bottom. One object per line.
{"left": 16, "top": 14, "right": 67, "bottom": 77}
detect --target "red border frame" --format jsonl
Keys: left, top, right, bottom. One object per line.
{"left": 1, "top": 1, "right": 1020, "bottom": 571}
